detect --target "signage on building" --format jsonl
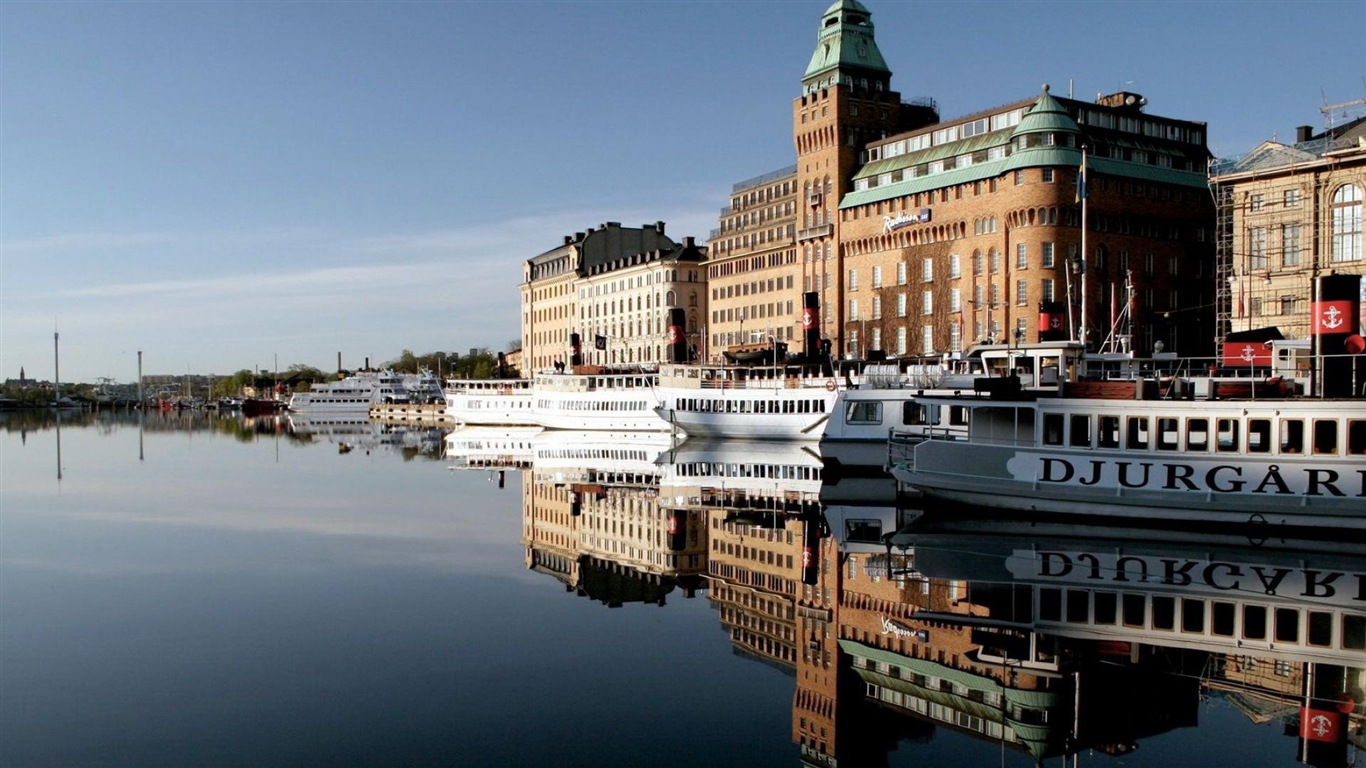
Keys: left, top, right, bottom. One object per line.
{"left": 882, "top": 208, "right": 932, "bottom": 234}
{"left": 879, "top": 616, "right": 929, "bottom": 641}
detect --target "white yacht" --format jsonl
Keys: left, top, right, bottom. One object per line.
{"left": 531, "top": 367, "right": 669, "bottom": 431}
{"left": 653, "top": 361, "right": 838, "bottom": 440}
{"left": 287, "top": 370, "right": 411, "bottom": 413}
{"left": 444, "top": 378, "right": 535, "bottom": 426}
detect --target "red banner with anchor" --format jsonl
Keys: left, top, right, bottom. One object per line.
{"left": 1299, "top": 707, "right": 1342, "bottom": 742}
{"left": 1313, "top": 300, "right": 1356, "bottom": 335}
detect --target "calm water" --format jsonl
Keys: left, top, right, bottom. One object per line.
{"left": 1, "top": 411, "right": 1361, "bottom": 767}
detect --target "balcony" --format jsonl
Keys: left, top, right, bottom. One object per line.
{"left": 797, "top": 224, "right": 833, "bottom": 242}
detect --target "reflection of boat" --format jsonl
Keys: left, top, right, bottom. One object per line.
{"left": 287, "top": 370, "right": 411, "bottom": 413}
{"left": 240, "top": 398, "right": 285, "bottom": 416}
{"left": 288, "top": 414, "right": 443, "bottom": 456}
{"left": 444, "top": 425, "right": 540, "bottom": 470}
{"left": 531, "top": 429, "right": 676, "bottom": 486}
{"left": 658, "top": 438, "right": 824, "bottom": 512}
{"left": 531, "top": 368, "right": 668, "bottom": 431}
{"left": 901, "top": 518, "right": 1366, "bottom": 666}
{"left": 443, "top": 378, "right": 535, "bottom": 426}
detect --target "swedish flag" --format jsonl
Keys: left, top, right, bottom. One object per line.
{"left": 1075, "top": 152, "right": 1087, "bottom": 204}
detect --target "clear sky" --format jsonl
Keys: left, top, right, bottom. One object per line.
{"left": 3, "top": 0, "right": 1363, "bottom": 382}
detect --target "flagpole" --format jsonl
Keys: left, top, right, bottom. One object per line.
{"left": 1078, "top": 146, "right": 1089, "bottom": 350}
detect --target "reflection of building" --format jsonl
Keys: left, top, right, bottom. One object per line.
{"left": 899, "top": 519, "right": 1365, "bottom": 763}
{"left": 520, "top": 430, "right": 705, "bottom": 607}
{"left": 1210, "top": 116, "right": 1365, "bottom": 350}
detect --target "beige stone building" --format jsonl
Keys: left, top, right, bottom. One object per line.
{"left": 520, "top": 221, "right": 706, "bottom": 372}
{"left": 1209, "top": 117, "right": 1365, "bottom": 351}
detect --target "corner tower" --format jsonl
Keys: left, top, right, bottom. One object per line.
{"left": 793, "top": 0, "right": 936, "bottom": 354}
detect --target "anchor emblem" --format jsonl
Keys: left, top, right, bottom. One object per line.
{"left": 1240, "top": 345, "right": 1256, "bottom": 361}
{"left": 1309, "top": 713, "right": 1334, "bottom": 738}
{"left": 1322, "top": 305, "right": 1345, "bottom": 330}
{"left": 1050, "top": 317, "right": 1061, "bottom": 329}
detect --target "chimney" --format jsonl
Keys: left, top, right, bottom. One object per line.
{"left": 655, "top": 221, "right": 666, "bottom": 234}
{"left": 564, "top": 235, "right": 573, "bottom": 245}
{"left": 1295, "top": 125, "right": 1314, "bottom": 143}
{"left": 684, "top": 236, "right": 695, "bottom": 248}
{"left": 575, "top": 231, "right": 585, "bottom": 242}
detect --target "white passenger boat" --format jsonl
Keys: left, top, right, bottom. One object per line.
{"left": 287, "top": 370, "right": 411, "bottom": 413}
{"left": 889, "top": 339, "right": 1366, "bottom": 529}
{"left": 444, "top": 377, "right": 535, "bottom": 426}
{"left": 532, "top": 367, "right": 668, "bottom": 431}
{"left": 653, "top": 361, "right": 839, "bottom": 440}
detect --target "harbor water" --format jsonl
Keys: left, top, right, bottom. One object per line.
{"left": 1, "top": 410, "right": 1361, "bottom": 767}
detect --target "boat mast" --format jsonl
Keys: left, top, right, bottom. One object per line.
{"left": 1078, "top": 146, "right": 1089, "bottom": 350}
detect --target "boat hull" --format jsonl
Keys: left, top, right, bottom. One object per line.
{"left": 894, "top": 440, "right": 1366, "bottom": 529}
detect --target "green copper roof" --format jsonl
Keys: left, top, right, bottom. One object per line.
{"left": 803, "top": 0, "right": 889, "bottom": 81}
{"left": 1011, "top": 85, "right": 1081, "bottom": 139}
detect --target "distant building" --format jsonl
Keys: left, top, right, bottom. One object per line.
{"left": 1209, "top": 116, "right": 1365, "bottom": 349}
{"left": 520, "top": 221, "right": 707, "bottom": 372}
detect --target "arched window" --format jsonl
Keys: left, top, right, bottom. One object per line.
{"left": 1331, "top": 184, "right": 1363, "bottom": 263}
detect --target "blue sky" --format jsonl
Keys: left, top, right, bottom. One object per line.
{"left": 3, "top": 0, "right": 1363, "bottom": 382}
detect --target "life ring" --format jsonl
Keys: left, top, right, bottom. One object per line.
{"left": 824, "top": 379, "right": 837, "bottom": 392}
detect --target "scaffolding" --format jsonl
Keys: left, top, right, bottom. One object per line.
{"left": 1210, "top": 171, "right": 1236, "bottom": 361}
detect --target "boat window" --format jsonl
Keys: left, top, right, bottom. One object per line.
{"left": 1279, "top": 419, "right": 1305, "bottom": 454}
{"left": 1121, "top": 594, "right": 1146, "bottom": 627}
{"left": 1243, "top": 606, "right": 1267, "bottom": 640}
{"left": 1066, "top": 591, "right": 1089, "bottom": 623}
{"left": 1126, "top": 417, "right": 1150, "bottom": 450}
{"left": 1151, "top": 596, "right": 1176, "bottom": 630}
{"left": 1351, "top": 420, "right": 1366, "bottom": 455}
{"left": 903, "top": 402, "right": 929, "bottom": 425}
{"left": 846, "top": 401, "right": 882, "bottom": 424}
{"left": 949, "top": 406, "right": 970, "bottom": 426}
{"left": 1247, "top": 419, "right": 1272, "bottom": 453}
{"left": 1093, "top": 592, "right": 1117, "bottom": 624}
{"left": 1217, "top": 419, "right": 1240, "bottom": 452}
{"left": 1210, "top": 602, "right": 1235, "bottom": 637}
{"left": 1307, "top": 612, "right": 1334, "bottom": 647}
{"left": 1186, "top": 418, "right": 1209, "bottom": 452}
{"left": 1069, "top": 415, "right": 1091, "bottom": 447}
{"left": 1039, "top": 589, "right": 1062, "bottom": 622}
{"left": 1313, "top": 420, "right": 1339, "bottom": 455}
{"left": 1098, "top": 416, "right": 1120, "bottom": 448}
{"left": 1344, "top": 615, "right": 1366, "bottom": 650}
{"left": 1181, "top": 599, "right": 1205, "bottom": 633}
{"left": 1274, "top": 608, "right": 1299, "bottom": 643}
{"left": 1156, "top": 417, "right": 1180, "bottom": 450}
{"left": 1042, "top": 413, "right": 1065, "bottom": 446}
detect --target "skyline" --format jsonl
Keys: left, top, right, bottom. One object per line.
{"left": 3, "top": 1, "right": 1364, "bottom": 381}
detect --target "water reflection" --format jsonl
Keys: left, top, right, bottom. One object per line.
{"left": 444, "top": 426, "right": 1366, "bottom": 766}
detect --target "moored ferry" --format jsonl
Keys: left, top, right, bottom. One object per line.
{"left": 531, "top": 366, "right": 668, "bottom": 431}
{"left": 444, "top": 377, "right": 535, "bottom": 426}
{"left": 653, "top": 360, "right": 839, "bottom": 440}
{"left": 287, "top": 370, "right": 411, "bottom": 413}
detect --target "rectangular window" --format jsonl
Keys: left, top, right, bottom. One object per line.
{"left": 949, "top": 323, "right": 962, "bottom": 352}
{"left": 922, "top": 258, "right": 933, "bottom": 281}
{"left": 1281, "top": 224, "right": 1301, "bottom": 267}
{"left": 949, "top": 254, "right": 961, "bottom": 278}
{"left": 872, "top": 265, "right": 882, "bottom": 288}
{"left": 1284, "top": 188, "right": 1301, "bottom": 208}
{"left": 1187, "top": 418, "right": 1209, "bottom": 451}
{"left": 922, "top": 291, "right": 933, "bottom": 315}
{"left": 1041, "top": 242, "right": 1055, "bottom": 268}
{"left": 1248, "top": 227, "right": 1268, "bottom": 269}
{"left": 1041, "top": 168, "right": 1055, "bottom": 183}
{"left": 871, "top": 295, "right": 881, "bottom": 319}
{"left": 1313, "top": 420, "right": 1338, "bottom": 455}
{"left": 896, "top": 261, "right": 907, "bottom": 285}
{"left": 950, "top": 288, "right": 961, "bottom": 312}
{"left": 1042, "top": 278, "right": 1055, "bottom": 302}
{"left": 896, "top": 293, "right": 907, "bottom": 317}
{"left": 1249, "top": 193, "right": 1264, "bottom": 212}
{"left": 1127, "top": 416, "right": 1149, "bottom": 449}
{"left": 1016, "top": 243, "right": 1028, "bottom": 270}
{"left": 1098, "top": 415, "right": 1120, "bottom": 448}
{"left": 1016, "top": 279, "right": 1028, "bottom": 305}
{"left": 922, "top": 326, "right": 933, "bottom": 354}
{"left": 1069, "top": 415, "right": 1091, "bottom": 447}
{"left": 896, "top": 326, "right": 907, "bottom": 356}
{"left": 848, "top": 269, "right": 858, "bottom": 291}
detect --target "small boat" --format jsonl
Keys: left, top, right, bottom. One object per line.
{"left": 444, "top": 377, "right": 536, "bottom": 426}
